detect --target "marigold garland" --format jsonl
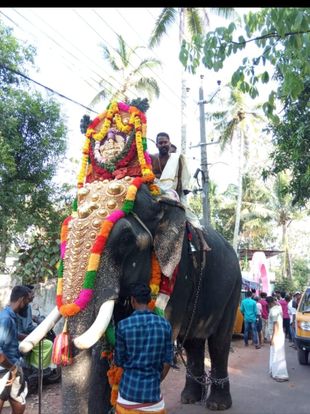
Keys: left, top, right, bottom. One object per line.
{"left": 56, "top": 101, "right": 160, "bottom": 318}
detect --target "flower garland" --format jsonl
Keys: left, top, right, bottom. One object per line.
{"left": 56, "top": 101, "right": 159, "bottom": 318}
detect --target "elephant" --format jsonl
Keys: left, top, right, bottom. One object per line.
{"left": 20, "top": 183, "right": 242, "bottom": 414}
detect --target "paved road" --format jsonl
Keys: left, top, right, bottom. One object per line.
{"left": 164, "top": 337, "right": 309, "bottom": 414}
{"left": 3, "top": 337, "right": 309, "bottom": 414}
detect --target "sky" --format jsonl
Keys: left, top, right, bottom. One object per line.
{"left": 0, "top": 7, "right": 269, "bottom": 190}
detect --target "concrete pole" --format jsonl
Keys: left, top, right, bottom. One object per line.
{"left": 198, "top": 75, "right": 210, "bottom": 227}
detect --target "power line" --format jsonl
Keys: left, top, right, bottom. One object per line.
{"left": 28, "top": 8, "right": 129, "bottom": 98}
{"left": 5, "top": 8, "right": 140, "bottom": 104}
{"left": 1, "top": 9, "right": 99, "bottom": 95}
{"left": 72, "top": 8, "right": 141, "bottom": 101}
{"left": 10, "top": 8, "right": 103, "bottom": 93}
{"left": 1, "top": 63, "right": 98, "bottom": 114}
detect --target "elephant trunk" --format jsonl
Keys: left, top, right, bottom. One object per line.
{"left": 19, "top": 306, "right": 62, "bottom": 353}
{"left": 73, "top": 299, "right": 115, "bottom": 349}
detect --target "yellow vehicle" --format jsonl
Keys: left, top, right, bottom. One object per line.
{"left": 233, "top": 277, "right": 261, "bottom": 335}
{"left": 295, "top": 286, "right": 310, "bottom": 365}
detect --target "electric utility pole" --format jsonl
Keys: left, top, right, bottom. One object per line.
{"left": 198, "top": 75, "right": 210, "bottom": 227}
{"left": 197, "top": 76, "right": 221, "bottom": 227}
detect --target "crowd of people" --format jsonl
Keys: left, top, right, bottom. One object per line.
{"left": 240, "top": 288, "right": 302, "bottom": 384}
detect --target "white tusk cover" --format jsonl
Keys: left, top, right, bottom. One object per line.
{"left": 19, "top": 306, "right": 62, "bottom": 353}
{"left": 73, "top": 300, "right": 115, "bottom": 350}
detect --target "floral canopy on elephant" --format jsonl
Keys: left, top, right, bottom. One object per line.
{"left": 79, "top": 98, "right": 154, "bottom": 184}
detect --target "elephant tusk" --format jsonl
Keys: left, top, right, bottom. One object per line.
{"left": 19, "top": 306, "right": 62, "bottom": 354}
{"left": 73, "top": 300, "right": 115, "bottom": 350}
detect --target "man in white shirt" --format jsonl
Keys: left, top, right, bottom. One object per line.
{"left": 150, "top": 132, "right": 210, "bottom": 252}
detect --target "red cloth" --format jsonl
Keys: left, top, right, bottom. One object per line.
{"left": 259, "top": 298, "right": 269, "bottom": 320}
{"left": 279, "top": 298, "right": 290, "bottom": 319}
{"left": 159, "top": 266, "right": 178, "bottom": 296}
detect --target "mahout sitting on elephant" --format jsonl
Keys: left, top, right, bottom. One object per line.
{"left": 19, "top": 99, "right": 242, "bottom": 414}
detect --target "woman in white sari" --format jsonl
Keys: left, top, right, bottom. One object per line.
{"left": 266, "top": 296, "right": 289, "bottom": 382}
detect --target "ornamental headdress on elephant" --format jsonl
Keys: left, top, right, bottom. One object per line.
{"left": 56, "top": 98, "right": 160, "bottom": 321}
{"left": 80, "top": 98, "right": 152, "bottom": 184}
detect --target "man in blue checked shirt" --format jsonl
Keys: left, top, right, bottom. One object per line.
{"left": 114, "top": 283, "right": 173, "bottom": 414}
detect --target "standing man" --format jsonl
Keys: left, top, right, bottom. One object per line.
{"left": 0, "top": 285, "right": 29, "bottom": 414}
{"left": 114, "top": 283, "right": 173, "bottom": 414}
{"left": 240, "top": 290, "right": 261, "bottom": 349}
{"left": 16, "top": 285, "right": 53, "bottom": 372}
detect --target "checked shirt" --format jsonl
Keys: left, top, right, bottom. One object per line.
{"left": 114, "top": 309, "right": 173, "bottom": 403}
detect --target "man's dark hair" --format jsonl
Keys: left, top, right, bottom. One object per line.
{"left": 130, "top": 283, "right": 151, "bottom": 304}
{"left": 266, "top": 296, "right": 276, "bottom": 305}
{"left": 245, "top": 290, "right": 253, "bottom": 298}
{"left": 10, "top": 285, "right": 31, "bottom": 302}
{"left": 260, "top": 292, "right": 267, "bottom": 298}
{"left": 24, "top": 284, "right": 34, "bottom": 290}
{"left": 156, "top": 132, "right": 170, "bottom": 143}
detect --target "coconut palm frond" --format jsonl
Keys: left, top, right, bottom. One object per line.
{"left": 135, "top": 77, "right": 160, "bottom": 100}
{"left": 133, "top": 58, "right": 162, "bottom": 74}
{"left": 101, "top": 44, "right": 120, "bottom": 72}
{"left": 209, "top": 7, "right": 240, "bottom": 21}
{"left": 186, "top": 8, "right": 204, "bottom": 36}
{"left": 149, "top": 8, "right": 177, "bottom": 48}
{"left": 89, "top": 89, "right": 108, "bottom": 108}
{"left": 201, "top": 9, "right": 210, "bottom": 26}
{"left": 116, "top": 35, "right": 129, "bottom": 67}
{"left": 219, "top": 117, "right": 238, "bottom": 150}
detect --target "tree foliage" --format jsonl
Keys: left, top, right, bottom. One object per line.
{"left": 179, "top": 8, "right": 310, "bottom": 206}
{"left": 180, "top": 8, "right": 310, "bottom": 115}
{"left": 262, "top": 79, "right": 310, "bottom": 206}
{"left": 90, "top": 34, "right": 161, "bottom": 106}
{"left": 0, "top": 20, "right": 68, "bottom": 266}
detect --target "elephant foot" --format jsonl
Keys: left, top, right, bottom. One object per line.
{"left": 181, "top": 383, "right": 203, "bottom": 404}
{"left": 206, "top": 399, "right": 232, "bottom": 411}
{"left": 206, "top": 384, "right": 232, "bottom": 411}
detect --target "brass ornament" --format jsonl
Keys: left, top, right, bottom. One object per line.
{"left": 62, "top": 176, "right": 133, "bottom": 303}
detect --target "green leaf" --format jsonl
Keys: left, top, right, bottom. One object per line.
{"left": 261, "top": 71, "right": 269, "bottom": 84}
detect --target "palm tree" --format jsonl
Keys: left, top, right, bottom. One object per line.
{"left": 208, "top": 87, "right": 265, "bottom": 252}
{"left": 238, "top": 174, "right": 276, "bottom": 249}
{"left": 90, "top": 34, "right": 162, "bottom": 106}
{"left": 148, "top": 8, "right": 238, "bottom": 154}
{"left": 268, "top": 172, "right": 305, "bottom": 280}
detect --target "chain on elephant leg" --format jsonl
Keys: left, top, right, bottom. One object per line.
{"left": 206, "top": 375, "right": 232, "bottom": 410}
{"left": 181, "top": 369, "right": 206, "bottom": 404}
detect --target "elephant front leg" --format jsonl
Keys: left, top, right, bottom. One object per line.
{"left": 181, "top": 338, "right": 206, "bottom": 404}
{"left": 62, "top": 349, "right": 92, "bottom": 414}
{"left": 206, "top": 335, "right": 232, "bottom": 411}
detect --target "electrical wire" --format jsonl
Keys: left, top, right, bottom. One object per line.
{"left": 1, "top": 63, "right": 98, "bottom": 114}
{"left": 93, "top": 8, "right": 186, "bottom": 107}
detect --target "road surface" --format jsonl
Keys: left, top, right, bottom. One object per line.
{"left": 3, "top": 337, "right": 309, "bottom": 414}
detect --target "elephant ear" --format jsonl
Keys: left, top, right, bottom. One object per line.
{"left": 154, "top": 198, "right": 186, "bottom": 279}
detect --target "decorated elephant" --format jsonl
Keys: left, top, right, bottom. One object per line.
{"left": 19, "top": 99, "right": 242, "bottom": 413}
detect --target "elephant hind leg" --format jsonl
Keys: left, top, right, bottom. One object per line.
{"left": 180, "top": 338, "right": 206, "bottom": 404}
{"left": 206, "top": 333, "right": 233, "bottom": 410}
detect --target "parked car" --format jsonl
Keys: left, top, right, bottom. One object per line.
{"left": 295, "top": 286, "right": 310, "bottom": 365}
